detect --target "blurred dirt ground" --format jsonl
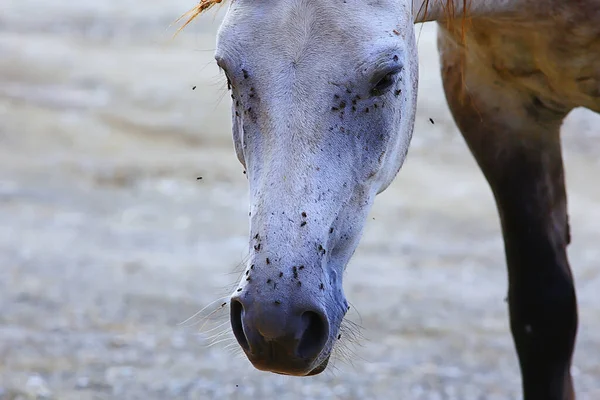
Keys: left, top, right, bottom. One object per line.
{"left": 1, "top": 2, "right": 599, "bottom": 399}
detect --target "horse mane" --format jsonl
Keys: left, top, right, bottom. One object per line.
{"left": 418, "top": 0, "right": 470, "bottom": 42}
{"left": 174, "top": 0, "right": 471, "bottom": 35}
{"left": 175, "top": 0, "right": 224, "bottom": 34}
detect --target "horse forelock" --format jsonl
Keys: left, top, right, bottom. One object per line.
{"left": 175, "top": 0, "right": 225, "bottom": 34}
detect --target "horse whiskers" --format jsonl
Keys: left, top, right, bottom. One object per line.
{"left": 333, "top": 337, "right": 356, "bottom": 360}
{"left": 226, "top": 251, "right": 251, "bottom": 276}
{"left": 225, "top": 349, "right": 246, "bottom": 360}
{"left": 183, "top": 254, "right": 252, "bottom": 329}
{"left": 215, "top": 252, "right": 252, "bottom": 295}
{"left": 340, "top": 318, "right": 365, "bottom": 345}
{"left": 333, "top": 343, "right": 360, "bottom": 367}
{"left": 177, "top": 259, "right": 247, "bottom": 328}
{"left": 225, "top": 349, "right": 244, "bottom": 358}
{"left": 200, "top": 321, "right": 231, "bottom": 337}
{"left": 328, "top": 347, "right": 359, "bottom": 375}
{"left": 203, "top": 328, "right": 232, "bottom": 342}
{"left": 207, "top": 336, "right": 235, "bottom": 348}
{"left": 337, "top": 329, "right": 367, "bottom": 361}
{"left": 223, "top": 342, "right": 240, "bottom": 350}
{"left": 327, "top": 317, "right": 367, "bottom": 371}
{"left": 207, "top": 337, "right": 236, "bottom": 348}
{"left": 178, "top": 296, "right": 229, "bottom": 327}
{"left": 197, "top": 308, "right": 229, "bottom": 332}
{"left": 208, "top": 336, "right": 235, "bottom": 345}
{"left": 324, "top": 358, "right": 341, "bottom": 378}
{"left": 347, "top": 299, "right": 364, "bottom": 323}
{"left": 223, "top": 343, "right": 245, "bottom": 356}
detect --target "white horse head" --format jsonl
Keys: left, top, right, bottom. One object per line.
{"left": 217, "top": 0, "right": 417, "bottom": 376}
{"left": 181, "top": 0, "right": 460, "bottom": 377}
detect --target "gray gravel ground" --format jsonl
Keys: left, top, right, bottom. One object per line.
{"left": 1, "top": 2, "right": 599, "bottom": 399}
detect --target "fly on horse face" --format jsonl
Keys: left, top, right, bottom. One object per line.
{"left": 179, "top": 0, "right": 600, "bottom": 398}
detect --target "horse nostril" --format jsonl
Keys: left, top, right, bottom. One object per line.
{"left": 297, "top": 311, "right": 329, "bottom": 359}
{"left": 230, "top": 299, "right": 249, "bottom": 352}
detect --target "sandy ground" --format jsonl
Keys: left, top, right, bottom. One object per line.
{"left": 1, "top": 2, "right": 599, "bottom": 399}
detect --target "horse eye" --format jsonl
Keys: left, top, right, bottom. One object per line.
{"left": 370, "top": 72, "right": 397, "bottom": 96}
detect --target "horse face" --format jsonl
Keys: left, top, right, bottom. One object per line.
{"left": 215, "top": 0, "right": 417, "bottom": 375}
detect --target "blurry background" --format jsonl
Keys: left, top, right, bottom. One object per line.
{"left": 1, "top": 1, "right": 599, "bottom": 399}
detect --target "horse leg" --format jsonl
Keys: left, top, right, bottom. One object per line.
{"left": 438, "top": 32, "right": 578, "bottom": 400}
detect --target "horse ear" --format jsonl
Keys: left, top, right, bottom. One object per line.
{"left": 174, "top": 0, "right": 224, "bottom": 35}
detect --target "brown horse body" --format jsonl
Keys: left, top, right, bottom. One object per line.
{"left": 434, "top": 3, "right": 599, "bottom": 398}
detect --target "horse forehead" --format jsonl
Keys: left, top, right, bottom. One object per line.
{"left": 232, "top": 0, "right": 400, "bottom": 21}
{"left": 219, "top": 0, "right": 409, "bottom": 49}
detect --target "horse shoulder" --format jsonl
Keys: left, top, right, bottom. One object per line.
{"left": 434, "top": 1, "right": 600, "bottom": 113}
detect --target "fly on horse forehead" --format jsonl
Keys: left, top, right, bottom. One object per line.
{"left": 178, "top": 0, "right": 600, "bottom": 398}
